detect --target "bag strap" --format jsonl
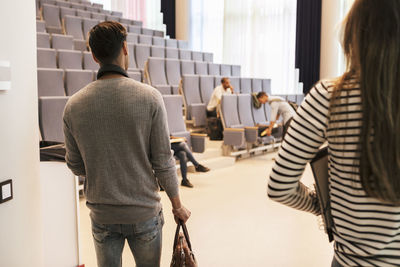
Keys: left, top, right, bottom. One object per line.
{"left": 172, "top": 220, "right": 193, "bottom": 251}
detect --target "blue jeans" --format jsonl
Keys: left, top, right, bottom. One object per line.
{"left": 171, "top": 142, "right": 199, "bottom": 181}
{"left": 91, "top": 211, "right": 164, "bottom": 267}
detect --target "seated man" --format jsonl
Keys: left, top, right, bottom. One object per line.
{"left": 171, "top": 137, "right": 210, "bottom": 188}
{"left": 206, "top": 77, "right": 234, "bottom": 117}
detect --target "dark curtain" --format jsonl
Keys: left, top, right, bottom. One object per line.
{"left": 295, "top": 0, "right": 322, "bottom": 94}
{"left": 161, "top": 0, "right": 176, "bottom": 39}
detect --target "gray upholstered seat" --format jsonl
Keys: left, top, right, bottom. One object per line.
{"left": 229, "top": 77, "right": 240, "bottom": 93}
{"left": 119, "top": 18, "right": 133, "bottom": 25}
{"left": 52, "top": 34, "right": 74, "bottom": 50}
{"left": 162, "top": 95, "right": 206, "bottom": 153}
{"left": 262, "top": 79, "right": 271, "bottom": 94}
{"left": 252, "top": 78, "right": 262, "bottom": 93}
{"left": 287, "top": 95, "right": 296, "bottom": 102}
{"left": 220, "top": 64, "right": 231, "bottom": 76}
{"left": 177, "top": 40, "right": 188, "bottom": 49}
{"left": 127, "top": 71, "right": 141, "bottom": 82}
{"left": 152, "top": 37, "right": 165, "bottom": 47}
{"left": 138, "top": 35, "right": 152, "bottom": 45}
{"left": 181, "top": 60, "right": 195, "bottom": 75}
{"left": 181, "top": 75, "right": 206, "bottom": 127}
{"left": 37, "top": 68, "right": 65, "bottom": 96}
{"left": 83, "top": 51, "right": 98, "bottom": 70}
{"left": 86, "top": 6, "right": 101, "bottom": 13}
{"left": 151, "top": 46, "right": 165, "bottom": 58}
{"left": 191, "top": 51, "right": 203, "bottom": 61}
{"left": 203, "top": 52, "right": 213, "bottom": 62}
{"left": 179, "top": 50, "right": 191, "bottom": 60}
{"left": 64, "top": 15, "right": 86, "bottom": 50}
{"left": 58, "top": 50, "right": 82, "bottom": 69}
{"left": 37, "top": 20, "right": 46, "bottom": 33}
{"left": 37, "top": 48, "right": 57, "bottom": 68}
{"left": 165, "top": 39, "right": 178, "bottom": 48}
{"left": 93, "top": 3, "right": 103, "bottom": 9}
{"left": 70, "top": 3, "right": 86, "bottom": 10}
{"left": 220, "top": 94, "right": 246, "bottom": 147}
{"left": 240, "top": 78, "right": 252, "bottom": 93}
{"left": 296, "top": 94, "right": 304, "bottom": 105}
{"left": 165, "top": 59, "right": 181, "bottom": 88}
{"left": 231, "top": 65, "right": 241, "bottom": 77}
{"left": 65, "top": 69, "right": 93, "bottom": 96}
{"left": 111, "top": 11, "right": 123, "bottom": 17}
{"left": 127, "top": 43, "right": 138, "bottom": 69}
{"left": 39, "top": 96, "right": 70, "bottom": 142}
{"left": 134, "top": 44, "right": 151, "bottom": 69}
{"left": 252, "top": 96, "right": 268, "bottom": 125}
{"left": 166, "top": 48, "right": 179, "bottom": 59}
{"left": 147, "top": 57, "right": 168, "bottom": 86}
{"left": 153, "top": 30, "right": 164, "bottom": 37}
{"left": 55, "top": 0, "right": 71, "bottom": 8}
{"left": 132, "top": 20, "right": 143, "bottom": 26}
{"left": 42, "top": 4, "right": 63, "bottom": 34}
{"left": 208, "top": 63, "right": 220, "bottom": 75}
{"left": 82, "top": 18, "right": 100, "bottom": 40}
{"left": 128, "top": 25, "right": 141, "bottom": 34}
{"left": 155, "top": 85, "right": 172, "bottom": 95}
{"left": 100, "top": 10, "right": 111, "bottom": 15}
{"left": 195, "top": 62, "right": 208, "bottom": 75}
{"left": 199, "top": 75, "right": 214, "bottom": 104}
{"left": 141, "top": 28, "right": 154, "bottom": 36}
{"left": 106, "top": 15, "right": 119, "bottom": 21}
{"left": 91, "top": 12, "right": 106, "bottom": 21}
{"left": 37, "top": 33, "right": 51, "bottom": 48}
{"left": 127, "top": 33, "right": 138, "bottom": 44}
{"left": 60, "top": 6, "right": 76, "bottom": 18}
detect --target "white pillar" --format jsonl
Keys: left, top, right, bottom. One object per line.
{"left": 0, "top": 0, "right": 43, "bottom": 266}
{"left": 176, "top": 0, "right": 190, "bottom": 41}
{"left": 320, "top": 0, "right": 343, "bottom": 79}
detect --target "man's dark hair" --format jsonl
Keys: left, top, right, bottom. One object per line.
{"left": 256, "top": 92, "right": 267, "bottom": 99}
{"left": 221, "top": 77, "right": 229, "bottom": 84}
{"left": 88, "top": 21, "right": 127, "bottom": 64}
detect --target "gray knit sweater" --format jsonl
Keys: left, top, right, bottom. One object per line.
{"left": 63, "top": 77, "right": 179, "bottom": 224}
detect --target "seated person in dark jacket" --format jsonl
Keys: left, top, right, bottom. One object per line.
{"left": 170, "top": 136, "right": 210, "bottom": 188}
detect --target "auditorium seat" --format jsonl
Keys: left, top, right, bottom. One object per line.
{"left": 166, "top": 48, "right": 179, "bottom": 59}
{"left": 153, "top": 85, "right": 171, "bottom": 95}
{"left": 126, "top": 33, "right": 138, "bottom": 44}
{"left": 199, "top": 75, "right": 214, "bottom": 104}
{"left": 146, "top": 57, "right": 169, "bottom": 89}
{"left": 153, "top": 30, "right": 164, "bottom": 37}
{"left": 165, "top": 39, "right": 178, "bottom": 48}
{"left": 151, "top": 46, "right": 165, "bottom": 58}
{"left": 203, "top": 52, "right": 213, "bottom": 62}
{"left": 64, "top": 16, "right": 86, "bottom": 51}
{"left": 152, "top": 37, "right": 165, "bottom": 47}
{"left": 37, "top": 68, "right": 65, "bottom": 96}
{"left": 42, "top": 4, "right": 63, "bottom": 34}
{"left": 132, "top": 20, "right": 143, "bottom": 27}
{"left": 83, "top": 51, "right": 98, "bottom": 70}
{"left": 296, "top": 94, "right": 304, "bottom": 105}
{"left": 60, "top": 6, "right": 76, "bottom": 18}
{"left": 213, "top": 76, "right": 223, "bottom": 89}
{"left": 106, "top": 15, "right": 119, "bottom": 21}
{"left": 181, "top": 75, "right": 207, "bottom": 127}
{"left": 58, "top": 50, "right": 82, "bottom": 69}
{"left": 83, "top": 18, "right": 100, "bottom": 40}
{"left": 287, "top": 95, "right": 296, "bottom": 102}
{"left": 229, "top": 77, "right": 240, "bottom": 93}
{"left": 220, "top": 95, "right": 246, "bottom": 147}
{"left": 195, "top": 62, "right": 208, "bottom": 75}
{"left": 191, "top": 51, "right": 203, "bottom": 61}
{"left": 166, "top": 59, "right": 181, "bottom": 94}
{"left": 37, "top": 20, "right": 46, "bottom": 32}
{"left": 64, "top": 69, "right": 93, "bottom": 96}
{"left": 52, "top": 34, "right": 74, "bottom": 50}
{"left": 134, "top": 44, "right": 151, "bottom": 69}
{"left": 240, "top": 78, "right": 252, "bottom": 94}
{"left": 56, "top": 0, "right": 71, "bottom": 8}
{"left": 252, "top": 78, "right": 262, "bottom": 93}
{"left": 128, "top": 71, "right": 141, "bottom": 82}
{"left": 251, "top": 95, "right": 269, "bottom": 126}
{"left": 91, "top": 12, "right": 106, "bottom": 21}
{"left": 37, "top": 32, "right": 51, "bottom": 48}
{"left": 119, "top": 18, "right": 132, "bottom": 25}
{"left": 127, "top": 43, "right": 138, "bottom": 70}
{"left": 181, "top": 60, "right": 195, "bottom": 75}
{"left": 220, "top": 64, "right": 231, "bottom": 76}
{"left": 92, "top": 3, "right": 103, "bottom": 9}
{"left": 178, "top": 50, "right": 191, "bottom": 60}
{"left": 231, "top": 65, "right": 241, "bottom": 77}
{"left": 141, "top": 28, "right": 154, "bottom": 36}
{"left": 39, "top": 96, "right": 69, "bottom": 142}
{"left": 111, "top": 11, "right": 123, "bottom": 17}
{"left": 37, "top": 48, "right": 57, "bottom": 68}
{"left": 208, "top": 63, "right": 220, "bottom": 76}
{"left": 162, "top": 95, "right": 206, "bottom": 153}
{"left": 128, "top": 25, "right": 141, "bottom": 34}
{"left": 100, "top": 9, "right": 111, "bottom": 15}
{"left": 138, "top": 35, "right": 152, "bottom": 45}
{"left": 262, "top": 79, "right": 271, "bottom": 94}
{"left": 70, "top": 3, "right": 86, "bottom": 10}
{"left": 178, "top": 40, "right": 188, "bottom": 50}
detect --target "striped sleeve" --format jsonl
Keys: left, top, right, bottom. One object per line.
{"left": 267, "top": 82, "right": 331, "bottom": 215}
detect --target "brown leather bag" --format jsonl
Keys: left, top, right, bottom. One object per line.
{"left": 170, "top": 220, "right": 197, "bottom": 267}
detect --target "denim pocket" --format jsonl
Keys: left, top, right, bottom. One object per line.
{"left": 135, "top": 212, "right": 164, "bottom": 242}
{"left": 91, "top": 221, "right": 110, "bottom": 243}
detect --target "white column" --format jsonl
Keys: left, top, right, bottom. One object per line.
{"left": 176, "top": 0, "right": 190, "bottom": 41}
{"left": 320, "top": 0, "right": 343, "bottom": 79}
{"left": 0, "top": 0, "right": 43, "bottom": 266}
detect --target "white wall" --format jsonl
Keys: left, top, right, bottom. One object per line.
{"left": 0, "top": 0, "right": 43, "bottom": 266}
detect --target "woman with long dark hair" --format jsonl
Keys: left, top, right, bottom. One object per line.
{"left": 267, "top": 0, "right": 400, "bottom": 266}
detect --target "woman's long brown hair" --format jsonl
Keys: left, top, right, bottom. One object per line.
{"left": 332, "top": 0, "right": 400, "bottom": 204}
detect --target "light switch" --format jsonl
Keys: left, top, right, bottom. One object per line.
{"left": 0, "top": 60, "right": 11, "bottom": 91}
{"left": 0, "top": 179, "right": 13, "bottom": 203}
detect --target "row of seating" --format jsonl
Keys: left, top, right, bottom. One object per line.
{"left": 37, "top": 0, "right": 106, "bottom": 20}
{"left": 37, "top": 68, "right": 141, "bottom": 97}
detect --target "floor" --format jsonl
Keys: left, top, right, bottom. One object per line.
{"left": 79, "top": 151, "right": 334, "bottom": 267}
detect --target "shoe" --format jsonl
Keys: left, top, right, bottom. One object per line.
{"left": 195, "top": 164, "right": 210, "bottom": 172}
{"left": 181, "top": 179, "right": 194, "bottom": 188}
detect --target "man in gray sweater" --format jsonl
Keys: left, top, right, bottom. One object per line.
{"left": 63, "top": 21, "right": 190, "bottom": 267}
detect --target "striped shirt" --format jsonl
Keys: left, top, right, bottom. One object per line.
{"left": 267, "top": 79, "right": 400, "bottom": 266}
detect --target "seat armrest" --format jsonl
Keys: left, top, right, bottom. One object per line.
{"left": 244, "top": 127, "right": 258, "bottom": 143}
{"left": 190, "top": 134, "right": 206, "bottom": 153}
{"left": 223, "top": 128, "right": 245, "bottom": 147}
